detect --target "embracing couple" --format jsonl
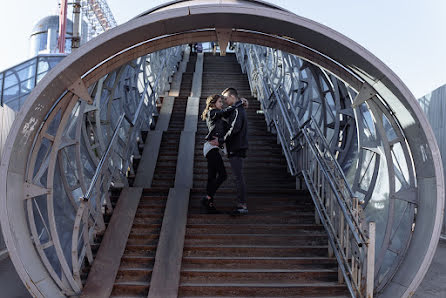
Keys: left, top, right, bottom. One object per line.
{"left": 200, "top": 88, "right": 249, "bottom": 215}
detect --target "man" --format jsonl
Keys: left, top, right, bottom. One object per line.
{"left": 210, "top": 87, "right": 249, "bottom": 214}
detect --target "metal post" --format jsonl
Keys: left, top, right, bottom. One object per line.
{"left": 72, "top": 0, "right": 81, "bottom": 50}
{"left": 338, "top": 210, "right": 345, "bottom": 283}
{"left": 58, "top": 0, "right": 68, "bottom": 53}
{"left": 367, "top": 222, "right": 376, "bottom": 298}
{"left": 0, "top": 72, "right": 4, "bottom": 106}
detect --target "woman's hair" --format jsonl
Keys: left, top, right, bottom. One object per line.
{"left": 201, "top": 94, "right": 221, "bottom": 120}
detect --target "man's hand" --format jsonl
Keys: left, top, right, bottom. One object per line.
{"left": 209, "top": 137, "right": 219, "bottom": 146}
{"left": 241, "top": 97, "right": 249, "bottom": 109}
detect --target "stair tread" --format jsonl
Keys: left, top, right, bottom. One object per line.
{"left": 181, "top": 268, "right": 337, "bottom": 273}
{"left": 180, "top": 282, "right": 346, "bottom": 287}
{"left": 118, "top": 267, "right": 154, "bottom": 271}
{"left": 184, "top": 245, "right": 328, "bottom": 248}
{"left": 183, "top": 256, "right": 334, "bottom": 260}
{"left": 113, "top": 281, "right": 150, "bottom": 286}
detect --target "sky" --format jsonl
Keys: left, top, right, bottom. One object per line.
{"left": 0, "top": 0, "right": 445, "bottom": 98}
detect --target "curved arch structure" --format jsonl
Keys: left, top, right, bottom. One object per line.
{"left": 0, "top": 1, "right": 443, "bottom": 297}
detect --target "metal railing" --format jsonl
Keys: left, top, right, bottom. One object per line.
{"left": 0, "top": 54, "right": 67, "bottom": 111}
{"left": 69, "top": 53, "right": 171, "bottom": 288}
{"left": 299, "top": 118, "right": 375, "bottom": 298}
{"left": 20, "top": 45, "right": 185, "bottom": 295}
{"left": 236, "top": 43, "right": 376, "bottom": 297}
{"left": 72, "top": 112, "right": 126, "bottom": 285}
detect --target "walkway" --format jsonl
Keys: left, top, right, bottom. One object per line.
{"left": 414, "top": 239, "right": 446, "bottom": 297}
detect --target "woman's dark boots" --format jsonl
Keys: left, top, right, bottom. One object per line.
{"left": 200, "top": 196, "right": 221, "bottom": 214}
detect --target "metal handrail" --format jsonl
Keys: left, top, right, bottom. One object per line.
{"left": 269, "top": 84, "right": 366, "bottom": 246}
{"left": 310, "top": 118, "right": 355, "bottom": 197}
{"left": 83, "top": 113, "right": 125, "bottom": 201}
{"left": 236, "top": 42, "right": 375, "bottom": 298}
{"left": 299, "top": 119, "right": 366, "bottom": 245}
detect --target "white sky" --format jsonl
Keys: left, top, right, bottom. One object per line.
{"left": 0, "top": 0, "right": 445, "bottom": 98}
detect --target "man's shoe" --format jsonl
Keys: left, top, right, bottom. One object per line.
{"left": 230, "top": 206, "right": 248, "bottom": 216}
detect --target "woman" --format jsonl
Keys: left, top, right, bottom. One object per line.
{"left": 201, "top": 94, "right": 243, "bottom": 213}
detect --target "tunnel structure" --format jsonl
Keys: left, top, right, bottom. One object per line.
{"left": 0, "top": 1, "right": 443, "bottom": 297}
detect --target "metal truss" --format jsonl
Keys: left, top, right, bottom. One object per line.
{"left": 80, "top": 0, "right": 117, "bottom": 40}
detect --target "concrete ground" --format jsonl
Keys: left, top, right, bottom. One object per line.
{"left": 0, "top": 256, "right": 30, "bottom": 298}
{"left": 414, "top": 238, "right": 446, "bottom": 298}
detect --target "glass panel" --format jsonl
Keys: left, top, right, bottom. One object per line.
{"left": 80, "top": 135, "right": 95, "bottom": 187}
{"left": 72, "top": 187, "right": 83, "bottom": 204}
{"left": 389, "top": 199, "right": 412, "bottom": 253}
{"left": 54, "top": 159, "right": 76, "bottom": 271}
{"left": 64, "top": 101, "right": 81, "bottom": 140}
{"left": 44, "top": 245, "right": 62, "bottom": 278}
{"left": 365, "top": 149, "right": 390, "bottom": 252}
{"left": 383, "top": 114, "right": 397, "bottom": 142}
{"left": 391, "top": 142, "right": 410, "bottom": 190}
{"left": 37, "top": 33, "right": 48, "bottom": 52}
{"left": 359, "top": 150, "right": 378, "bottom": 191}
{"left": 360, "top": 103, "right": 376, "bottom": 137}
{"left": 32, "top": 195, "right": 51, "bottom": 244}
{"left": 4, "top": 59, "right": 37, "bottom": 88}
{"left": 61, "top": 146, "right": 79, "bottom": 189}
{"left": 377, "top": 250, "right": 397, "bottom": 284}
{"left": 2, "top": 84, "right": 20, "bottom": 104}
{"left": 47, "top": 110, "right": 62, "bottom": 137}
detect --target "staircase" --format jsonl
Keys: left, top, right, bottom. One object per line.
{"left": 109, "top": 55, "right": 197, "bottom": 297}
{"left": 86, "top": 52, "right": 348, "bottom": 297}
{"left": 178, "top": 53, "right": 349, "bottom": 297}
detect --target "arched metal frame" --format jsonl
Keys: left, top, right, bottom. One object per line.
{"left": 23, "top": 48, "right": 184, "bottom": 295}
{"left": 0, "top": 1, "right": 442, "bottom": 297}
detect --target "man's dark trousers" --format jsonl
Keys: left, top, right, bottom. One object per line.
{"left": 229, "top": 155, "right": 246, "bottom": 205}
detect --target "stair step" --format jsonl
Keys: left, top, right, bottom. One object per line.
{"left": 178, "top": 282, "right": 349, "bottom": 297}
{"left": 184, "top": 234, "right": 328, "bottom": 246}
{"left": 186, "top": 214, "right": 316, "bottom": 224}
{"left": 111, "top": 282, "right": 149, "bottom": 297}
{"left": 181, "top": 256, "right": 337, "bottom": 270}
{"left": 180, "top": 269, "right": 338, "bottom": 283}
{"left": 126, "top": 234, "right": 161, "bottom": 245}
{"left": 186, "top": 224, "right": 324, "bottom": 234}
{"left": 183, "top": 245, "right": 329, "bottom": 257}
{"left": 115, "top": 268, "right": 153, "bottom": 283}
{"left": 120, "top": 256, "right": 156, "bottom": 268}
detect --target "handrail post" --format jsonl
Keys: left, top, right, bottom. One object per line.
{"left": 367, "top": 221, "right": 376, "bottom": 298}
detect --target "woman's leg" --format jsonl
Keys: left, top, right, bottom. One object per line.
{"left": 213, "top": 151, "right": 227, "bottom": 194}
{"left": 206, "top": 148, "right": 225, "bottom": 198}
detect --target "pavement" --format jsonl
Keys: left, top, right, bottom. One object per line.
{"left": 414, "top": 238, "right": 446, "bottom": 298}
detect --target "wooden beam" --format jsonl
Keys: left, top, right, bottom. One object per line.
{"left": 147, "top": 187, "right": 190, "bottom": 298}
{"left": 81, "top": 187, "right": 143, "bottom": 298}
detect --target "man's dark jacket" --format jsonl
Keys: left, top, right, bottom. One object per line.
{"left": 205, "top": 101, "right": 242, "bottom": 145}
{"left": 223, "top": 101, "right": 248, "bottom": 157}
